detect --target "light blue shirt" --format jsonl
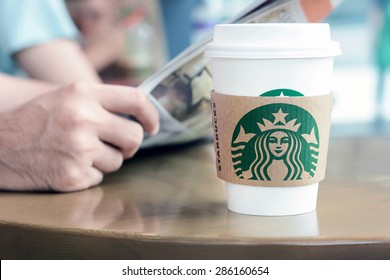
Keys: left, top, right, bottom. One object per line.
{"left": 0, "top": 0, "right": 79, "bottom": 76}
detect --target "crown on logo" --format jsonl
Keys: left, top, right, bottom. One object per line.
{"left": 257, "top": 108, "right": 301, "bottom": 132}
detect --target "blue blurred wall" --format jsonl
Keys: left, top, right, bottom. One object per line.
{"left": 160, "top": 0, "right": 197, "bottom": 59}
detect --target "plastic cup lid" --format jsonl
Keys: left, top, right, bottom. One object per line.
{"left": 204, "top": 23, "right": 341, "bottom": 59}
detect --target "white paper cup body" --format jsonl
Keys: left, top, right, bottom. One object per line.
{"left": 227, "top": 211, "right": 319, "bottom": 237}
{"left": 205, "top": 24, "right": 340, "bottom": 216}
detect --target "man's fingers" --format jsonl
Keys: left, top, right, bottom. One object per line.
{"left": 92, "top": 84, "right": 159, "bottom": 136}
{"left": 97, "top": 112, "right": 144, "bottom": 159}
{"left": 93, "top": 141, "right": 124, "bottom": 173}
{"left": 58, "top": 167, "right": 103, "bottom": 193}
{"left": 85, "top": 167, "right": 104, "bottom": 189}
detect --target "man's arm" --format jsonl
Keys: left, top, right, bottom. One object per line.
{"left": 16, "top": 39, "right": 102, "bottom": 84}
{"left": 0, "top": 38, "right": 104, "bottom": 113}
{"left": 0, "top": 73, "right": 57, "bottom": 112}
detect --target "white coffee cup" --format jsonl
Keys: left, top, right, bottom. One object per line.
{"left": 204, "top": 23, "right": 341, "bottom": 216}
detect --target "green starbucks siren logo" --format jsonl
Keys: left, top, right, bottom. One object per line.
{"left": 231, "top": 89, "right": 319, "bottom": 182}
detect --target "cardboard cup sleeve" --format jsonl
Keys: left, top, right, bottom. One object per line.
{"left": 211, "top": 91, "right": 334, "bottom": 187}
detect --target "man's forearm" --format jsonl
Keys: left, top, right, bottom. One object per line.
{"left": 0, "top": 74, "right": 57, "bottom": 112}
{"left": 16, "top": 39, "right": 102, "bottom": 84}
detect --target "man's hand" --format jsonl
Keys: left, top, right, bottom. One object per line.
{"left": 0, "top": 83, "right": 159, "bottom": 192}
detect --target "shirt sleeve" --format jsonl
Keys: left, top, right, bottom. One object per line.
{"left": 0, "top": 0, "right": 79, "bottom": 75}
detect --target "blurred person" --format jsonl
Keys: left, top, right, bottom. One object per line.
{"left": 0, "top": 0, "right": 144, "bottom": 84}
{"left": 66, "top": 0, "right": 145, "bottom": 72}
{"left": 0, "top": 0, "right": 101, "bottom": 83}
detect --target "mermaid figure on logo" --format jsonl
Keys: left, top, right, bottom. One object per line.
{"left": 232, "top": 106, "right": 319, "bottom": 182}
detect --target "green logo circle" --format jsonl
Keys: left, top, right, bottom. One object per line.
{"left": 260, "top": 88, "right": 304, "bottom": 97}
{"left": 231, "top": 90, "right": 319, "bottom": 182}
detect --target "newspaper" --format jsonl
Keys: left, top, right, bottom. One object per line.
{"left": 139, "top": 0, "right": 342, "bottom": 148}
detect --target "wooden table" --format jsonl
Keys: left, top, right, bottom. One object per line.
{"left": 1, "top": 136, "right": 390, "bottom": 259}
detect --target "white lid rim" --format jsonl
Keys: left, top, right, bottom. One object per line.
{"left": 204, "top": 43, "right": 341, "bottom": 59}
{"left": 204, "top": 51, "right": 341, "bottom": 59}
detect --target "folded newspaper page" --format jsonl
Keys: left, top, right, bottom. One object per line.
{"left": 139, "top": 0, "right": 343, "bottom": 148}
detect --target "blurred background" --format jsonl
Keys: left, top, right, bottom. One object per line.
{"left": 325, "top": 0, "right": 390, "bottom": 135}
{"left": 65, "top": 0, "right": 390, "bottom": 135}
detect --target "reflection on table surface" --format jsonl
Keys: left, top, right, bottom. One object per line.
{"left": 1, "top": 135, "right": 390, "bottom": 243}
